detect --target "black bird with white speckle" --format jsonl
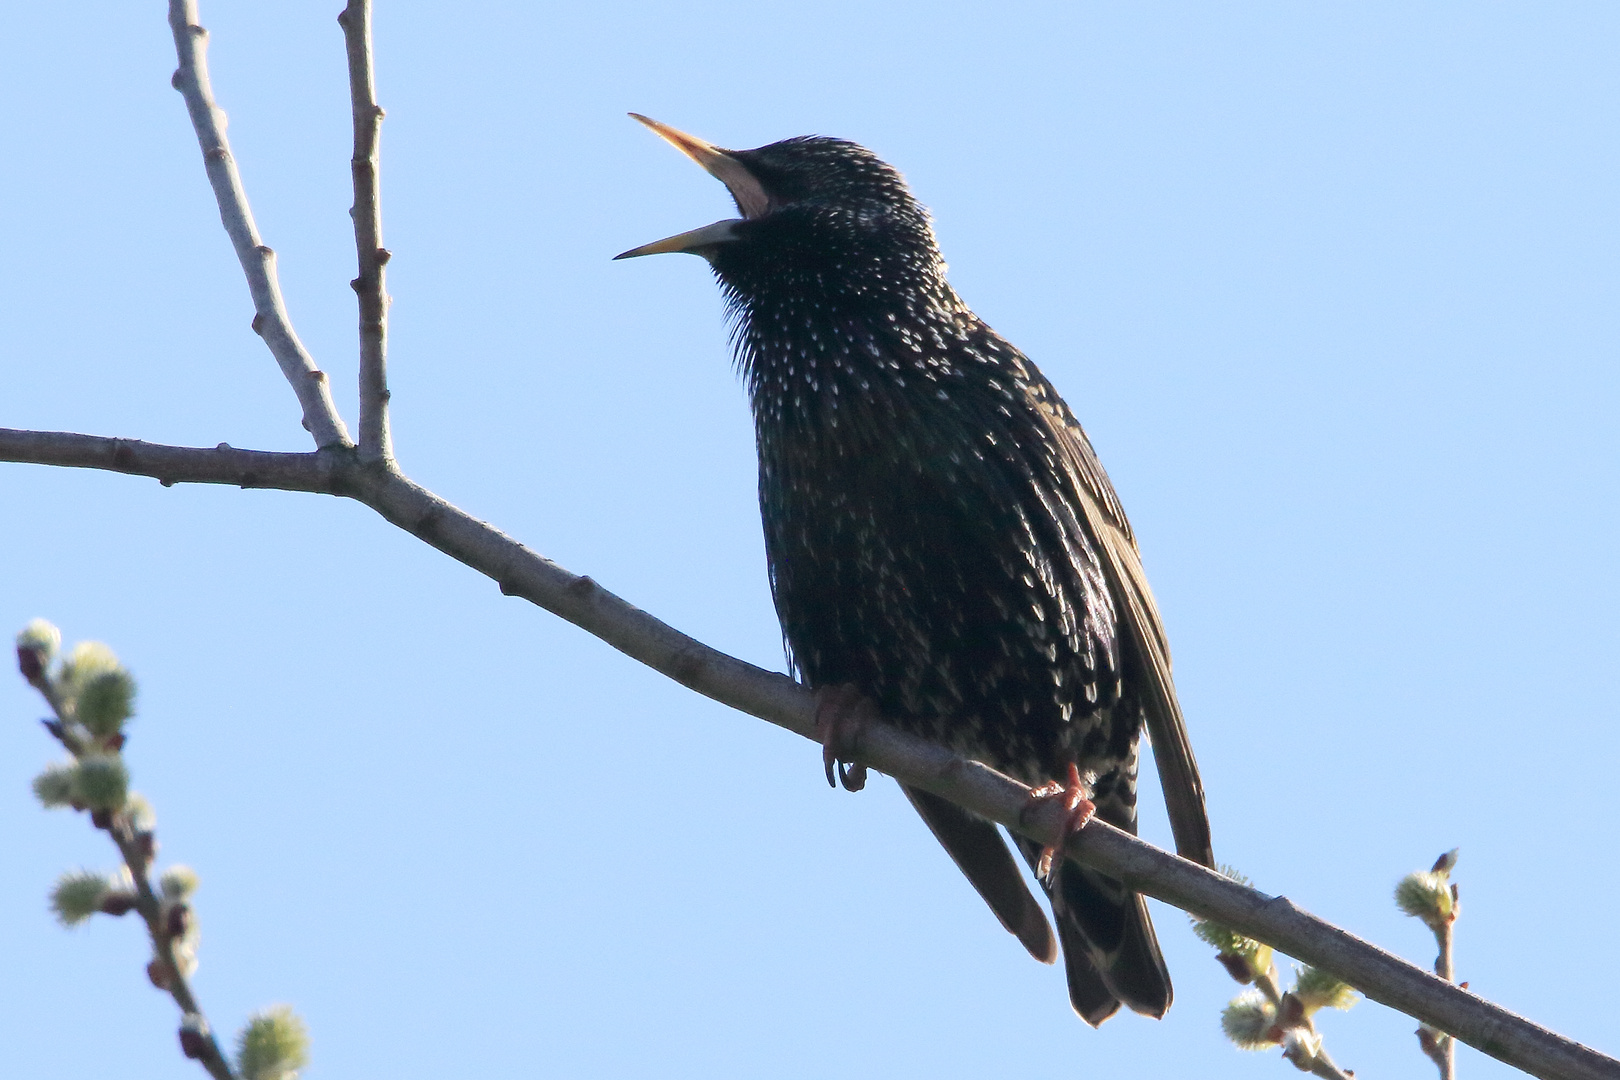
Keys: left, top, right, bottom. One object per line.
{"left": 618, "top": 115, "right": 1215, "bottom": 1024}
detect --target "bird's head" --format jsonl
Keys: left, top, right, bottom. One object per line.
{"left": 616, "top": 115, "right": 943, "bottom": 308}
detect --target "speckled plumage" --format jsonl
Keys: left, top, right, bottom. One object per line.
{"left": 622, "top": 124, "right": 1214, "bottom": 1025}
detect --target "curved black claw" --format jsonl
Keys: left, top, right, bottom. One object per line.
{"left": 813, "top": 684, "right": 874, "bottom": 792}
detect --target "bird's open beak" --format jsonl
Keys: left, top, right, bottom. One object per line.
{"left": 614, "top": 114, "right": 769, "bottom": 260}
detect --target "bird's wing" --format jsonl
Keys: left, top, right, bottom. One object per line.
{"left": 1045, "top": 402, "right": 1215, "bottom": 869}
{"left": 901, "top": 784, "right": 1057, "bottom": 963}
{"left": 1093, "top": 516, "right": 1214, "bottom": 868}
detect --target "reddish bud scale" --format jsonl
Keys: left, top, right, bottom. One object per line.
{"left": 100, "top": 892, "right": 138, "bottom": 917}
{"left": 17, "top": 645, "right": 45, "bottom": 684}
{"left": 178, "top": 1028, "right": 209, "bottom": 1060}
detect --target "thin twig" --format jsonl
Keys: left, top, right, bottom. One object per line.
{"left": 1422, "top": 906, "right": 1459, "bottom": 1079}
{"left": 0, "top": 430, "right": 348, "bottom": 494}
{"left": 338, "top": 0, "right": 393, "bottom": 464}
{"left": 165, "top": 0, "right": 352, "bottom": 450}
{"left": 31, "top": 695, "right": 237, "bottom": 1079}
{"left": 1, "top": 427, "right": 1614, "bottom": 1080}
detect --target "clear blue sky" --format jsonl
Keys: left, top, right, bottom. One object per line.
{"left": 2, "top": 2, "right": 1616, "bottom": 1077}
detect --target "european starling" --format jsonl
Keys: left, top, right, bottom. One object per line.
{"left": 618, "top": 115, "right": 1214, "bottom": 1024}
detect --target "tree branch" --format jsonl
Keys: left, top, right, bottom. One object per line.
{"left": 24, "top": 651, "right": 238, "bottom": 1080}
{"left": 0, "top": 429, "right": 345, "bottom": 495}
{"left": 9, "top": 7, "right": 1611, "bottom": 1079}
{"left": 2, "top": 426, "right": 1613, "bottom": 1080}
{"left": 166, "top": 0, "right": 352, "bottom": 450}
{"left": 338, "top": 0, "right": 393, "bottom": 465}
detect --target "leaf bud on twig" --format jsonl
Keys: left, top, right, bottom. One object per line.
{"left": 15, "top": 619, "right": 61, "bottom": 686}
{"left": 1395, "top": 868, "right": 1456, "bottom": 930}
{"left": 1222, "top": 990, "right": 1281, "bottom": 1049}
{"left": 76, "top": 667, "right": 137, "bottom": 740}
{"left": 32, "top": 762, "right": 76, "bottom": 808}
{"left": 1293, "top": 966, "right": 1358, "bottom": 1013}
{"left": 236, "top": 1005, "right": 311, "bottom": 1080}
{"left": 50, "top": 870, "right": 114, "bottom": 926}
{"left": 70, "top": 754, "right": 129, "bottom": 813}
{"left": 160, "top": 864, "right": 199, "bottom": 901}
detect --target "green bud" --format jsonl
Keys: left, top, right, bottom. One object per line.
{"left": 1395, "top": 870, "right": 1454, "bottom": 928}
{"left": 1293, "top": 965, "right": 1357, "bottom": 1012}
{"left": 161, "top": 865, "right": 200, "bottom": 901}
{"left": 16, "top": 619, "right": 62, "bottom": 659}
{"left": 1191, "top": 917, "right": 1260, "bottom": 957}
{"left": 125, "top": 792, "right": 157, "bottom": 833}
{"left": 1220, "top": 990, "right": 1279, "bottom": 1050}
{"left": 71, "top": 754, "right": 130, "bottom": 812}
{"left": 32, "top": 762, "right": 77, "bottom": 808}
{"left": 51, "top": 870, "right": 112, "bottom": 926}
{"left": 236, "top": 1005, "right": 310, "bottom": 1080}
{"left": 76, "top": 668, "right": 136, "bottom": 738}
{"left": 59, "top": 641, "right": 122, "bottom": 696}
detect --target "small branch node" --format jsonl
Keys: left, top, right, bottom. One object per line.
{"left": 670, "top": 649, "right": 705, "bottom": 688}
{"left": 411, "top": 506, "right": 442, "bottom": 537}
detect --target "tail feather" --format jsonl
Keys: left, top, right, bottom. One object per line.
{"left": 902, "top": 784, "right": 1057, "bottom": 963}
{"left": 1015, "top": 831, "right": 1171, "bottom": 1023}
{"left": 903, "top": 778, "right": 1173, "bottom": 1024}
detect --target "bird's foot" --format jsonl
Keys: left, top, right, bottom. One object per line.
{"left": 1024, "top": 763, "right": 1096, "bottom": 882}
{"left": 813, "top": 684, "right": 875, "bottom": 792}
